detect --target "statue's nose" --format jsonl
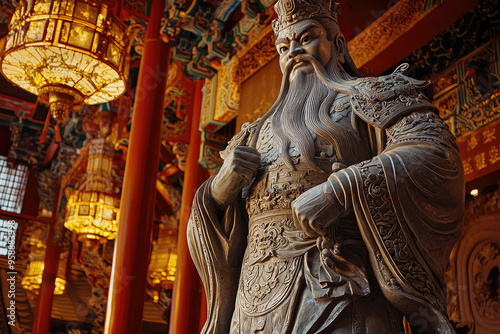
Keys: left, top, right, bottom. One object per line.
{"left": 288, "top": 41, "right": 304, "bottom": 59}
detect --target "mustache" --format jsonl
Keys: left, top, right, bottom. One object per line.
{"left": 293, "top": 54, "right": 360, "bottom": 96}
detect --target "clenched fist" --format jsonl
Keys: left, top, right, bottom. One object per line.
{"left": 291, "top": 182, "right": 345, "bottom": 238}
{"left": 211, "top": 146, "right": 261, "bottom": 206}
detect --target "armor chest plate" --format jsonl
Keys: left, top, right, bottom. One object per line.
{"left": 239, "top": 121, "right": 338, "bottom": 316}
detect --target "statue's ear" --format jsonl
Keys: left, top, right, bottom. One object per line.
{"left": 334, "top": 34, "right": 346, "bottom": 65}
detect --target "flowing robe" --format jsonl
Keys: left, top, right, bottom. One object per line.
{"left": 187, "top": 68, "right": 464, "bottom": 334}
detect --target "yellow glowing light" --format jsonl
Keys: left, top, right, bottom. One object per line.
{"left": 22, "top": 258, "right": 45, "bottom": 292}
{"left": 64, "top": 139, "right": 120, "bottom": 241}
{"left": 470, "top": 189, "right": 479, "bottom": 196}
{"left": 0, "top": 0, "right": 129, "bottom": 124}
{"left": 54, "top": 277, "right": 67, "bottom": 294}
{"left": 149, "top": 229, "right": 178, "bottom": 293}
{"left": 65, "top": 190, "right": 120, "bottom": 241}
{"left": 21, "top": 250, "right": 67, "bottom": 295}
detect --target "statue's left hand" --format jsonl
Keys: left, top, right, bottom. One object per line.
{"left": 291, "top": 182, "right": 345, "bottom": 238}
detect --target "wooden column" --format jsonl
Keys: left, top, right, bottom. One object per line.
{"left": 104, "top": 0, "right": 169, "bottom": 332}
{"left": 32, "top": 226, "right": 60, "bottom": 334}
{"left": 170, "top": 80, "right": 206, "bottom": 333}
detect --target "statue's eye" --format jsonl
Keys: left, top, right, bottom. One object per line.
{"left": 279, "top": 46, "right": 288, "bottom": 54}
{"left": 301, "top": 35, "right": 311, "bottom": 44}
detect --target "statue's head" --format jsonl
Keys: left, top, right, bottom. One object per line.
{"left": 272, "top": 0, "right": 358, "bottom": 81}
{"left": 268, "top": 0, "right": 366, "bottom": 171}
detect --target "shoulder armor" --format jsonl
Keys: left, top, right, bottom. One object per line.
{"left": 219, "top": 119, "right": 260, "bottom": 160}
{"left": 350, "top": 64, "right": 439, "bottom": 129}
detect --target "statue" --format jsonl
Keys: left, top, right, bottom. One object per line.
{"left": 187, "top": 0, "right": 465, "bottom": 333}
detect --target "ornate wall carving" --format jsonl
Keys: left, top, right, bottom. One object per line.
{"left": 403, "top": 0, "right": 500, "bottom": 80}
{"left": 446, "top": 186, "right": 500, "bottom": 333}
{"left": 348, "top": 0, "right": 429, "bottom": 69}
{"left": 199, "top": 25, "right": 277, "bottom": 133}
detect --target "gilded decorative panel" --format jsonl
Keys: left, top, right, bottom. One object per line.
{"left": 198, "top": 131, "right": 227, "bottom": 172}
{"left": 199, "top": 25, "right": 278, "bottom": 132}
{"left": 348, "top": 0, "right": 428, "bottom": 69}
{"left": 214, "top": 58, "right": 239, "bottom": 126}
{"left": 446, "top": 188, "right": 500, "bottom": 334}
{"left": 432, "top": 39, "right": 500, "bottom": 138}
{"left": 199, "top": 75, "right": 220, "bottom": 132}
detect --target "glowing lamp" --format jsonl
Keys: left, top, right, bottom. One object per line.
{"left": 0, "top": 0, "right": 129, "bottom": 141}
{"left": 65, "top": 189, "right": 119, "bottom": 241}
{"left": 149, "top": 228, "right": 178, "bottom": 298}
{"left": 21, "top": 251, "right": 45, "bottom": 292}
{"left": 64, "top": 138, "right": 120, "bottom": 241}
{"left": 21, "top": 250, "right": 67, "bottom": 295}
{"left": 54, "top": 254, "right": 67, "bottom": 294}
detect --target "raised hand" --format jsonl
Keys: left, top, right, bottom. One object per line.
{"left": 210, "top": 146, "right": 261, "bottom": 206}
{"left": 291, "top": 182, "right": 345, "bottom": 238}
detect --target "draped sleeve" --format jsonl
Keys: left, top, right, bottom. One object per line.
{"left": 187, "top": 120, "right": 258, "bottom": 334}
{"left": 330, "top": 109, "right": 464, "bottom": 333}
{"left": 187, "top": 177, "right": 248, "bottom": 334}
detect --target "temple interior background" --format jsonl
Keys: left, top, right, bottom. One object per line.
{"left": 0, "top": 0, "right": 499, "bottom": 333}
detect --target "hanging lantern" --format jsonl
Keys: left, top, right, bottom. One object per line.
{"left": 64, "top": 138, "right": 120, "bottom": 241}
{"left": 21, "top": 250, "right": 45, "bottom": 291}
{"left": 0, "top": 0, "right": 130, "bottom": 142}
{"left": 21, "top": 249, "right": 67, "bottom": 295}
{"left": 149, "top": 228, "right": 177, "bottom": 302}
{"left": 54, "top": 253, "right": 68, "bottom": 295}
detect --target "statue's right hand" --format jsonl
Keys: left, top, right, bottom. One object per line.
{"left": 211, "top": 146, "right": 261, "bottom": 206}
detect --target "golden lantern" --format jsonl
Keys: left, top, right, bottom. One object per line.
{"left": 65, "top": 138, "right": 120, "bottom": 241}
{"left": 0, "top": 0, "right": 129, "bottom": 141}
{"left": 54, "top": 253, "right": 68, "bottom": 295}
{"left": 21, "top": 251, "right": 45, "bottom": 291}
{"left": 149, "top": 228, "right": 178, "bottom": 302}
{"left": 21, "top": 249, "right": 67, "bottom": 295}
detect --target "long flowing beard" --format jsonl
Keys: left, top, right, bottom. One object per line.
{"left": 270, "top": 57, "right": 369, "bottom": 172}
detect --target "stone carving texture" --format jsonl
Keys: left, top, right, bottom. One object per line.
{"left": 359, "top": 156, "right": 445, "bottom": 313}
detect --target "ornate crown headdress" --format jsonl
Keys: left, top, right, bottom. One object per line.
{"left": 272, "top": 0, "right": 340, "bottom": 35}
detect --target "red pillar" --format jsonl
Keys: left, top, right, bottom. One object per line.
{"left": 170, "top": 80, "right": 207, "bottom": 333}
{"left": 198, "top": 286, "right": 207, "bottom": 332}
{"left": 32, "top": 226, "right": 61, "bottom": 334}
{"left": 104, "top": 0, "right": 169, "bottom": 332}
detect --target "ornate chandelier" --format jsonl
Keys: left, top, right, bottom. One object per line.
{"left": 64, "top": 138, "right": 120, "bottom": 241}
{"left": 0, "top": 0, "right": 129, "bottom": 141}
{"left": 149, "top": 228, "right": 178, "bottom": 302}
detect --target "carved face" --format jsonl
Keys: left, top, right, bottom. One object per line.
{"left": 276, "top": 19, "right": 332, "bottom": 82}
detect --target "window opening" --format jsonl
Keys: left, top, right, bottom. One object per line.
{"left": 0, "top": 156, "right": 29, "bottom": 214}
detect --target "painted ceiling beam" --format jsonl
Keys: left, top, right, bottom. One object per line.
{"left": 0, "top": 210, "right": 54, "bottom": 225}
{"left": 349, "top": 0, "right": 481, "bottom": 76}
{"left": 0, "top": 93, "right": 36, "bottom": 117}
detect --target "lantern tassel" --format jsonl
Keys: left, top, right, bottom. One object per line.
{"left": 40, "top": 111, "right": 51, "bottom": 143}
{"left": 55, "top": 124, "right": 62, "bottom": 142}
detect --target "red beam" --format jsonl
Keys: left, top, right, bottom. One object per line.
{"left": 0, "top": 93, "right": 36, "bottom": 118}
{"left": 0, "top": 209, "right": 53, "bottom": 225}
